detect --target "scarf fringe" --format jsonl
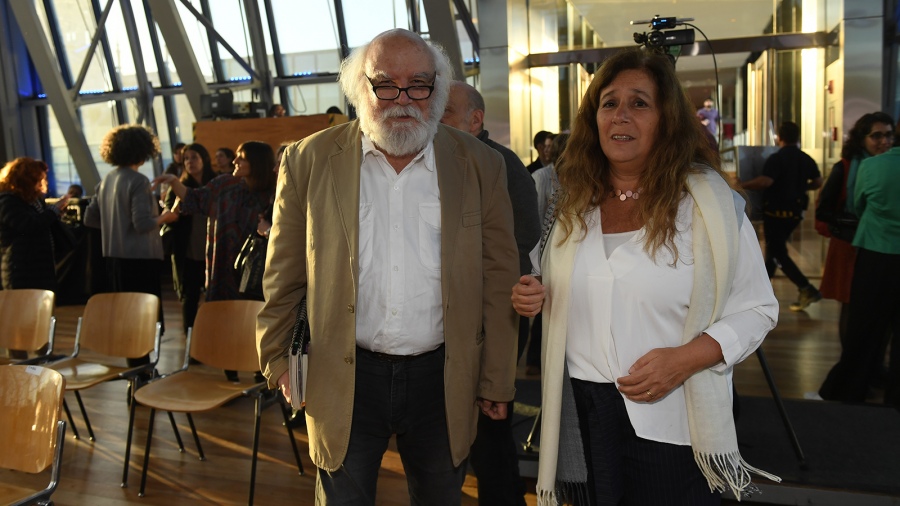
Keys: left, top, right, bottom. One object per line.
{"left": 536, "top": 481, "right": 590, "bottom": 506}
{"left": 694, "top": 450, "right": 781, "bottom": 501}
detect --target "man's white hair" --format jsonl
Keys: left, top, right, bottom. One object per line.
{"left": 339, "top": 29, "right": 453, "bottom": 154}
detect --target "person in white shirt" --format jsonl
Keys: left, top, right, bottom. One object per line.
{"left": 511, "top": 47, "right": 780, "bottom": 505}
{"left": 256, "top": 29, "right": 519, "bottom": 505}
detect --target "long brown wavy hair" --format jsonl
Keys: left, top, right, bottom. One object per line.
{"left": 0, "top": 157, "right": 49, "bottom": 202}
{"left": 555, "top": 47, "right": 722, "bottom": 261}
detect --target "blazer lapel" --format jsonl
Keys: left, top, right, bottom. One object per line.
{"left": 434, "top": 126, "right": 465, "bottom": 305}
{"left": 328, "top": 121, "right": 363, "bottom": 283}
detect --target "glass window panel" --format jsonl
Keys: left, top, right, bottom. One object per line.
{"left": 342, "top": 0, "right": 409, "bottom": 48}
{"left": 80, "top": 101, "right": 126, "bottom": 180}
{"left": 48, "top": 0, "right": 112, "bottom": 92}
{"left": 171, "top": 1, "right": 216, "bottom": 83}
{"left": 45, "top": 107, "right": 79, "bottom": 196}
{"left": 208, "top": 0, "right": 253, "bottom": 81}
{"left": 281, "top": 82, "right": 342, "bottom": 117}
{"left": 268, "top": 0, "right": 341, "bottom": 76}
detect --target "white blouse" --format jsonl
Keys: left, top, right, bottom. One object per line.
{"left": 534, "top": 194, "right": 778, "bottom": 445}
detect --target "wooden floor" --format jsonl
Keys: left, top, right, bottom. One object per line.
{"left": 3, "top": 219, "right": 867, "bottom": 506}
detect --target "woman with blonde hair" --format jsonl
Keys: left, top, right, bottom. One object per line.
{"left": 512, "top": 47, "right": 779, "bottom": 505}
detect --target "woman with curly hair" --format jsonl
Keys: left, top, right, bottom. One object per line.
{"left": 511, "top": 48, "right": 779, "bottom": 505}
{"left": 84, "top": 124, "right": 174, "bottom": 356}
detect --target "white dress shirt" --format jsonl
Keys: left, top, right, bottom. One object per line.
{"left": 356, "top": 134, "right": 444, "bottom": 355}
{"left": 533, "top": 194, "right": 777, "bottom": 444}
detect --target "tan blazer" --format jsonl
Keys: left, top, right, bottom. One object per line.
{"left": 257, "top": 120, "right": 519, "bottom": 471}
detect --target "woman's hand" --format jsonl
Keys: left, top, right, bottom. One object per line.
{"left": 617, "top": 334, "right": 724, "bottom": 403}
{"left": 151, "top": 173, "right": 177, "bottom": 190}
{"left": 257, "top": 215, "right": 272, "bottom": 237}
{"left": 53, "top": 194, "right": 71, "bottom": 212}
{"left": 156, "top": 209, "right": 179, "bottom": 226}
{"left": 511, "top": 275, "right": 545, "bottom": 317}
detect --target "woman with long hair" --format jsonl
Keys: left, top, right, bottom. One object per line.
{"left": 0, "top": 157, "right": 70, "bottom": 359}
{"left": 512, "top": 48, "right": 779, "bottom": 505}
{"left": 162, "top": 143, "right": 217, "bottom": 334}
{"left": 816, "top": 112, "right": 894, "bottom": 350}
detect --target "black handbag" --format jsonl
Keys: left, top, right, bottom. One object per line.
{"left": 234, "top": 233, "right": 267, "bottom": 300}
{"left": 815, "top": 162, "right": 859, "bottom": 243}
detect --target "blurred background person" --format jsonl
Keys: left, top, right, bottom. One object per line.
{"left": 162, "top": 143, "right": 217, "bottom": 336}
{"left": 154, "top": 140, "right": 276, "bottom": 382}
{"left": 165, "top": 142, "right": 186, "bottom": 177}
{"left": 815, "top": 112, "right": 894, "bottom": 358}
{"left": 819, "top": 125, "right": 900, "bottom": 407}
{"left": 0, "top": 157, "right": 69, "bottom": 359}
{"left": 66, "top": 184, "right": 84, "bottom": 198}
{"left": 512, "top": 48, "right": 778, "bottom": 505}
{"left": 526, "top": 130, "right": 554, "bottom": 174}
{"left": 269, "top": 103, "right": 287, "bottom": 117}
{"left": 84, "top": 124, "right": 174, "bottom": 364}
{"left": 697, "top": 97, "right": 719, "bottom": 140}
{"left": 214, "top": 147, "right": 236, "bottom": 175}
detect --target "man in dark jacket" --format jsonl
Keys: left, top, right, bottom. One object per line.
{"left": 741, "top": 121, "right": 824, "bottom": 311}
{"left": 442, "top": 80, "right": 541, "bottom": 506}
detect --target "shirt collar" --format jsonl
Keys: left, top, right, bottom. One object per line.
{"left": 361, "top": 132, "right": 436, "bottom": 172}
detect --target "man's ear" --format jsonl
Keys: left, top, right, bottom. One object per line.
{"left": 470, "top": 109, "right": 485, "bottom": 135}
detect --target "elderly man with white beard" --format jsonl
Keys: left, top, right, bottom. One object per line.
{"left": 257, "top": 28, "right": 520, "bottom": 505}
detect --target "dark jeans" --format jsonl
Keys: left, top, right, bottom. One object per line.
{"left": 762, "top": 215, "right": 810, "bottom": 289}
{"left": 176, "top": 257, "right": 205, "bottom": 334}
{"left": 468, "top": 409, "right": 527, "bottom": 506}
{"left": 571, "top": 380, "right": 721, "bottom": 506}
{"left": 820, "top": 248, "right": 900, "bottom": 405}
{"left": 315, "top": 345, "right": 465, "bottom": 505}
{"left": 106, "top": 257, "right": 163, "bottom": 367}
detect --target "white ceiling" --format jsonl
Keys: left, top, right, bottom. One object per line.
{"left": 566, "top": 0, "right": 778, "bottom": 99}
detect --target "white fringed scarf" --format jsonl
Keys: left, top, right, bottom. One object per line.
{"left": 536, "top": 170, "right": 780, "bottom": 505}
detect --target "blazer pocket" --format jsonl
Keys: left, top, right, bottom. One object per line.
{"left": 462, "top": 211, "right": 481, "bottom": 227}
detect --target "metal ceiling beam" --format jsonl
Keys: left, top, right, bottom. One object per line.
{"left": 9, "top": 0, "right": 100, "bottom": 189}
{"left": 528, "top": 32, "right": 829, "bottom": 68}
{"left": 146, "top": 0, "right": 209, "bottom": 119}
{"left": 241, "top": 0, "right": 272, "bottom": 106}
{"left": 421, "top": 0, "right": 465, "bottom": 80}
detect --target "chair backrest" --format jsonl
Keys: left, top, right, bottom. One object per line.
{"left": 190, "top": 300, "right": 265, "bottom": 372}
{"left": 0, "top": 365, "right": 65, "bottom": 473}
{"left": 79, "top": 292, "right": 159, "bottom": 358}
{"left": 0, "top": 289, "right": 55, "bottom": 353}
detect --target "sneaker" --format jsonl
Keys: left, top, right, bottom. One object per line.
{"left": 789, "top": 286, "right": 822, "bottom": 312}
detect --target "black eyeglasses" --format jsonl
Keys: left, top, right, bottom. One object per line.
{"left": 868, "top": 131, "right": 894, "bottom": 142}
{"left": 367, "top": 76, "right": 435, "bottom": 101}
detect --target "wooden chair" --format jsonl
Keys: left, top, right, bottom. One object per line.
{"left": 123, "top": 299, "right": 304, "bottom": 505}
{"left": 0, "top": 365, "right": 67, "bottom": 506}
{"left": 46, "top": 292, "right": 161, "bottom": 441}
{"left": 0, "top": 289, "right": 57, "bottom": 365}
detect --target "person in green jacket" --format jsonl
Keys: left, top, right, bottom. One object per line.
{"left": 819, "top": 130, "right": 900, "bottom": 407}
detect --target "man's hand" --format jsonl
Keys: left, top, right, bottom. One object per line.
{"left": 511, "top": 275, "right": 545, "bottom": 317}
{"left": 477, "top": 399, "right": 508, "bottom": 420}
{"left": 276, "top": 370, "right": 292, "bottom": 404}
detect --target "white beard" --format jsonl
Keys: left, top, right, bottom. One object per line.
{"left": 360, "top": 103, "right": 438, "bottom": 157}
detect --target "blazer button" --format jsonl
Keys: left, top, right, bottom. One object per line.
{"left": 344, "top": 356, "right": 353, "bottom": 364}
{"left": 347, "top": 304, "right": 355, "bottom": 313}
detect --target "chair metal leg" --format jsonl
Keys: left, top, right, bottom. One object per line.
{"left": 139, "top": 408, "right": 157, "bottom": 497}
{"left": 122, "top": 397, "right": 139, "bottom": 487}
{"left": 756, "top": 348, "right": 807, "bottom": 468}
{"left": 523, "top": 407, "right": 542, "bottom": 452}
{"left": 279, "top": 399, "right": 304, "bottom": 475}
{"left": 73, "top": 390, "right": 96, "bottom": 441}
{"left": 248, "top": 395, "right": 263, "bottom": 506}
{"left": 185, "top": 413, "right": 205, "bottom": 460}
{"left": 62, "top": 397, "right": 80, "bottom": 440}
{"left": 166, "top": 412, "right": 185, "bottom": 452}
